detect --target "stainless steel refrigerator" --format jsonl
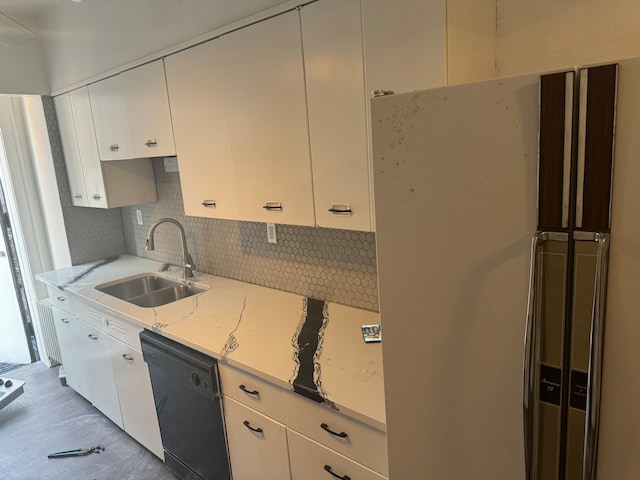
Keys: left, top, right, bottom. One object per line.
{"left": 373, "top": 57, "right": 640, "bottom": 479}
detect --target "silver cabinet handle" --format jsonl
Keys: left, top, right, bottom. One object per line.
{"left": 262, "top": 202, "right": 282, "bottom": 212}
{"left": 201, "top": 200, "right": 216, "bottom": 208}
{"left": 61, "top": 318, "right": 70, "bottom": 324}
{"left": 57, "top": 296, "right": 66, "bottom": 302}
{"left": 583, "top": 232, "right": 609, "bottom": 480}
{"left": 328, "top": 204, "right": 352, "bottom": 216}
{"left": 144, "top": 139, "right": 157, "bottom": 147}
{"left": 121, "top": 354, "right": 134, "bottom": 362}
{"left": 372, "top": 89, "right": 396, "bottom": 97}
{"left": 73, "top": 194, "right": 83, "bottom": 199}
{"left": 109, "top": 144, "right": 119, "bottom": 152}
{"left": 88, "top": 334, "right": 98, "bottom": 340}
{"left": 92, "top": 194, "right": 102, "bottom": 200}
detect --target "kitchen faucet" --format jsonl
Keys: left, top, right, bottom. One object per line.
{"left": 146, "top": 218, "right": 195, "bottom": 279}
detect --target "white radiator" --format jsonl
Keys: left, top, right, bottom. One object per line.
{"left": 37, "top": 300, "right": 62, "bottom": 366}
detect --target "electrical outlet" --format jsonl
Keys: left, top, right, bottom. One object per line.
{"left": 136, "top": 210, "right": 143, "bottom": 226}
{"left": 267, "top": 223, "right": 277, "bottom": 244}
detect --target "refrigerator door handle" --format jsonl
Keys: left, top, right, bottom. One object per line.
{"left": 523, "top": 231, "right": 546, "bottom": 480}
{"left": 523, "top": 231, "right": 568, "bottom": 480}
{"left": 583, "top": 232, "right": 610, "bottom": 480}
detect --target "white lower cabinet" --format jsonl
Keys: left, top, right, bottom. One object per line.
{"left": 288, "top": 429, "right": 387, "bottom": 480}
{"left": 284, "top": 392, "right": 389, "bottom": 477}
{"left": 220, "top": 364, "right": 388, "bottom": 480}
{"left": 52, "top": 296, "right": 162, "bottom": 459}
{"left": 51, "top": 305, "right": 88, "bottom": 399}
{"left": 108, "top": 336, "right": 164, "bottom": 458}
{"left": 78, "top": 320, "right": 123, "bottom": 429}
{"left": 223, "top": 396, "right": 291, "bottom": 480}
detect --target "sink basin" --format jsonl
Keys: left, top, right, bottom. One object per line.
{"left": 96, "top": 273, "right": 208, "bottom": 308}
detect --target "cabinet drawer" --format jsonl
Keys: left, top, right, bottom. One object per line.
{"left": 74, "top": 300, "right": 108, "bottom": 332}
{"left": 284, "top": 393, "right": 388, "bottom": 476}
{"left": 219, "top": 364, "right": 285, "bottom": 423}
{"left": 288, "top": 429, "right": 387, "bottom": 480}
{"left": 47, "top": 285, "right": 75, "bottom": 314}
{"left": 223, "top": 396, "right": 291, "bottom": 480}
{"left": 74, "top": 301, "right": 142, "bottom": 347}
{"left": 104, "top": 313, "right": 143, "bottom": 349}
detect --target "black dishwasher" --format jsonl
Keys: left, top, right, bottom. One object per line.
{"left": 140, "top": 330, "right": 230, "bottom": 480}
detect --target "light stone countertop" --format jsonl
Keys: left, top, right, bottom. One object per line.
{"left": 36, "top": 255, "right": 385, "bottom": 431}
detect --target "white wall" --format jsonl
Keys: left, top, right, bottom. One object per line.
{"left": 446, "top": 0, "right": 497, "bottom": 85}
{"left": 38, "top": 0, "right": 293, "bottom": 93}
{"left": 497, "top": 0, "right": 640, "bottom": 76}
{"left": 0, "top": 13, "right": 49, "bottom": 94}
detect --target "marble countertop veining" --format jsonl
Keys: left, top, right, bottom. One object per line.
{"left": 36, "top": 255, "right": 386, "bottom": 431}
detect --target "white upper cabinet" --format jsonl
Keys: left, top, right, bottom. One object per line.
{"left": 165, "top": 39, "right": 239, "bottom": 220}
{"left": 55, "top": 87, "right": 157, "bottom": 208}
{"left": 89, "top": 59, "right": 175, "bottom": 160}
{"left": 221, "top": 10, "right": 315, "bottom": 226}
{"left": 123, "top": 60, "right": 176, "bottom": 158}
{"left": 88, "top": 73, "right": 133, "bottom": 160}
{"left": 361, "top": 0, "right": 446, "bottom": 95}
{"left": 301, "top": 0, "right": 372, "bottom": 232}
{"left": 53, "top": 93, "right": 89, "bottom": 207}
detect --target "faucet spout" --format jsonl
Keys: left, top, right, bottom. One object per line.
{"left": 146, "top": 218, "right": 195, "bottom": 279}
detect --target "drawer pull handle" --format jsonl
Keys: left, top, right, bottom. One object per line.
{"left": 109, "top": 144, "right": 119, "bottom": 152}
{"left": 324, "top": 465, "right": 351, "bottom": 480}
{"left": 57, "top": 296, "right": 66, "bottom": 302}
{"left": 239, "top": 384, "right": 259, "bottom": 396}
{"left": 121, "top": 354, "right": 134, "bottom": 362}
{"left": 321, "top": 423, "right": 348, "bottom": 438}
{"left": 328, "top": 204, "right": 353, "bottom": 216}
{"left": 88, "top": 334, "right": 98, "bottom": 341}
{"left": 144, "top": 139, "right": 157, "bottom": 147}
{"left": 201, "top": 200, "right": 216, "bottom": 208}
{"left": 262, "top": 202, "right": 283, "bottom": 212}
{"left": 61, "top": 318, "right": 70, "bottom": 324}
{"left": 242, "top": 420, "right": 263, "bottom": 434}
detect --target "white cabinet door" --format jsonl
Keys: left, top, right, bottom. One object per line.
{"left": 78, "top": 320, "right": 123, "bottom": 428}
{"left": 68, "top": 87, "right": 108, "bottom": 208}
{"left": 109, "top": 336, "right": 163, "bottom": 459}
{"left": 301, "top": 0, "right": 372, "bottom": 231}
{"left": 122, "top": 59, "right": 176, "bottom": 158}
{"left": 52, "top": 306, "right": 88, "bottom": 398}
{"left": 288, "top": 429, "right": 387, "bottom": 480}
{"left": 362, "top": 0, "right": 446, "bottom": 95}
{"left": 223, "top": 396, "right": 291, "bottom": 480}
{"left": 55, "top": 87, "right": 157, "bottom": 208}
{"left": 165, "top": 40, "right": 239, "bottom": 220}
{"left": 222, "top": 10, "right": 315, "bottom": 226}
{"left": 53, "top": 94, "right": 89, "bottom": 206}
{"left": 88, "top": 74, "right": 133, "bottom": 160}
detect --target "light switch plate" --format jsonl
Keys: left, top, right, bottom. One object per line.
{"left": 267, "top": 223, "right": 277, "bottom": 244}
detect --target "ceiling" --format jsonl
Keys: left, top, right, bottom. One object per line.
{"left": 0, "top": 0, "right": 66, "bottom": 16}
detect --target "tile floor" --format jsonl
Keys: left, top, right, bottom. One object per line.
{"left": 0, "top": 362, "right": 176, "bottom": 480}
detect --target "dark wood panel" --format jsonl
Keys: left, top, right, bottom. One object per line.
{"left": 539, "top": 72, "right": 572, "bottom": 230}
{"left": 580, "top": 64, "right": 617, "bottom": 232}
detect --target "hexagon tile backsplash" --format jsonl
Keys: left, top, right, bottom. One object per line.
{"left": 121, "top": 159, "right": 379, "bottom": 312}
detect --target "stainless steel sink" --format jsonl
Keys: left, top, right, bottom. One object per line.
{"left": 96, "top": 273, "right": 208, "bottom": 308}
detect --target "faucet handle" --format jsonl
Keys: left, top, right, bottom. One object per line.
{"left": 185, "top": 254, "right": 196, "bottom": 278}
